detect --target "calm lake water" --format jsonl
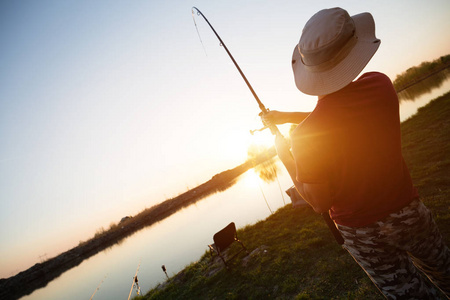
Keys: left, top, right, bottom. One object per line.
{"left": 21, "top": 169, "right": 293, "bottom": 300}
{"left": 20, "top": 72, "right": 450, "bottom": 300}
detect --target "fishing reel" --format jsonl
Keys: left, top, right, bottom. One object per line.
{"left": 250, "top": 125, "right": 269, "bottom": 135}
{"left": 250, "top": 109, "right": 272, "bottom": 135}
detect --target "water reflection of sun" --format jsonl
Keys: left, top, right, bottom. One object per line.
{"left": 241, "top": 170, "right": 262, "bottom": 188}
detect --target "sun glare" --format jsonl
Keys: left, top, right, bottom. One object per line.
{"left": 219, "top": 127, "right": 276, "bottom": 165}
{"left": 241, "top": 169, "right": 262, "bottom": 188}
{"left": 249, "top": 130, "right": 276, "bottom": 149}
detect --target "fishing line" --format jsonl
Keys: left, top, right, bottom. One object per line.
{"left": 273, "top": 165, "right": 286, "bottom": 205}
{"left": 191, "top": 9, "right": 208, "bottom": 56}
{"left": 258, "top": 179, "right": 274, "bottom": 215}
{"left": 248, "top": 152, "right": 274, "bottom": 214}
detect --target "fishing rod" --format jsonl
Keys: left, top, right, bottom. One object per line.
{"left": 191, "top": 7, "right": 343, "bottom": 245}
{"left": 127, "top": 261, "right": 141, "bottom": 300}
{"left": 191, "top": 7, "right": 279, "bottom": 136}
{"left": 89, "top": 275, "right": 107, "bottom": 300}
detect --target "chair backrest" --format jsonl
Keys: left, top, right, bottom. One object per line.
{"left": 213, "top": 222, "right": 237, "bottom": 253}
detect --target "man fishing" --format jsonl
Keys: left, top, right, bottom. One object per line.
{"left": 263, "top": 7, "right": 450, "bottom": 299}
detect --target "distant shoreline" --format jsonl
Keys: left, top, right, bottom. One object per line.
{"left": 393, "top": 55, "right": 450, "bottom": 93}
{"left": 395, "top": 64, "right": 450, "bottom": 93}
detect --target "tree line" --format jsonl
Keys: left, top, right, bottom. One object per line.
{"left": 393, "top": 54, "right": 450, "bottom": 91}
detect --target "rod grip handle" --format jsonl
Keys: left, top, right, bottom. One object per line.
{"left": 322, "top": 212, "right": 344, "bottom": 245}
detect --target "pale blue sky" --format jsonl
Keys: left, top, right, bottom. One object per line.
{"left": 1, "top": 0, "right": 449, "bottom": 277}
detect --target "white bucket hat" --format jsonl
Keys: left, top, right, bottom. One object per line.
{"left": 292, "top": 7, "right": 381, "bottom": 96}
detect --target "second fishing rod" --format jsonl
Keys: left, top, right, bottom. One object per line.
{"left": 191, "top": 7, "right": 344, "bottom": 245}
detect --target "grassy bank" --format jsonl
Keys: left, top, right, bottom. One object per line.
{"left": 137, "top": 92, "right": 450, "bottom": 300}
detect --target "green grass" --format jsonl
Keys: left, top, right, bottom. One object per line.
{"left": 401, "top": 92, "right": 450, "bottom": 240}
{"left": 136, "top": 92, "right": 450, "bottom": 300}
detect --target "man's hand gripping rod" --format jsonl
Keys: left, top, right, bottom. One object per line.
{"left": 192, "top": 7, "right": 344, "bottom": 245}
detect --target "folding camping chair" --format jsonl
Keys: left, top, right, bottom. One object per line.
{"left": 285, "top": 186, "right": 307, "bottom": 208}
{"left": 208, "top": 222, "right": 248, "bottom": 268}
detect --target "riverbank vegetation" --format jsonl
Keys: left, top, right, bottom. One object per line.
{"left": 393, "top": 54, "right": 450, "bottom": 92}
{"left": 137, "top": 92, "right": 450, "bottom": 299}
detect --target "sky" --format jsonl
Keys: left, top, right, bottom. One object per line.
{"left": 1, "top": 0, "right": 449, "bottom": 278}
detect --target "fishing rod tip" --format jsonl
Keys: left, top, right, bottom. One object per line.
{"left": 191, "top": 6, "right": 202, "bottom": 16}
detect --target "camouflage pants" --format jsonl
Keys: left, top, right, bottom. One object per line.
{"left": 337, "top": 199, "right": 450, "bottom": 299}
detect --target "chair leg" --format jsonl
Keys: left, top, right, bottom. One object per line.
{"left": 218, "top": 254, "right": 228, "bottom": 268}
{"left": 235, "top": 239, "right": 249, "bottom": 255}
{"left": 208, "top": 245, "right": 214, "bottom": 259}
